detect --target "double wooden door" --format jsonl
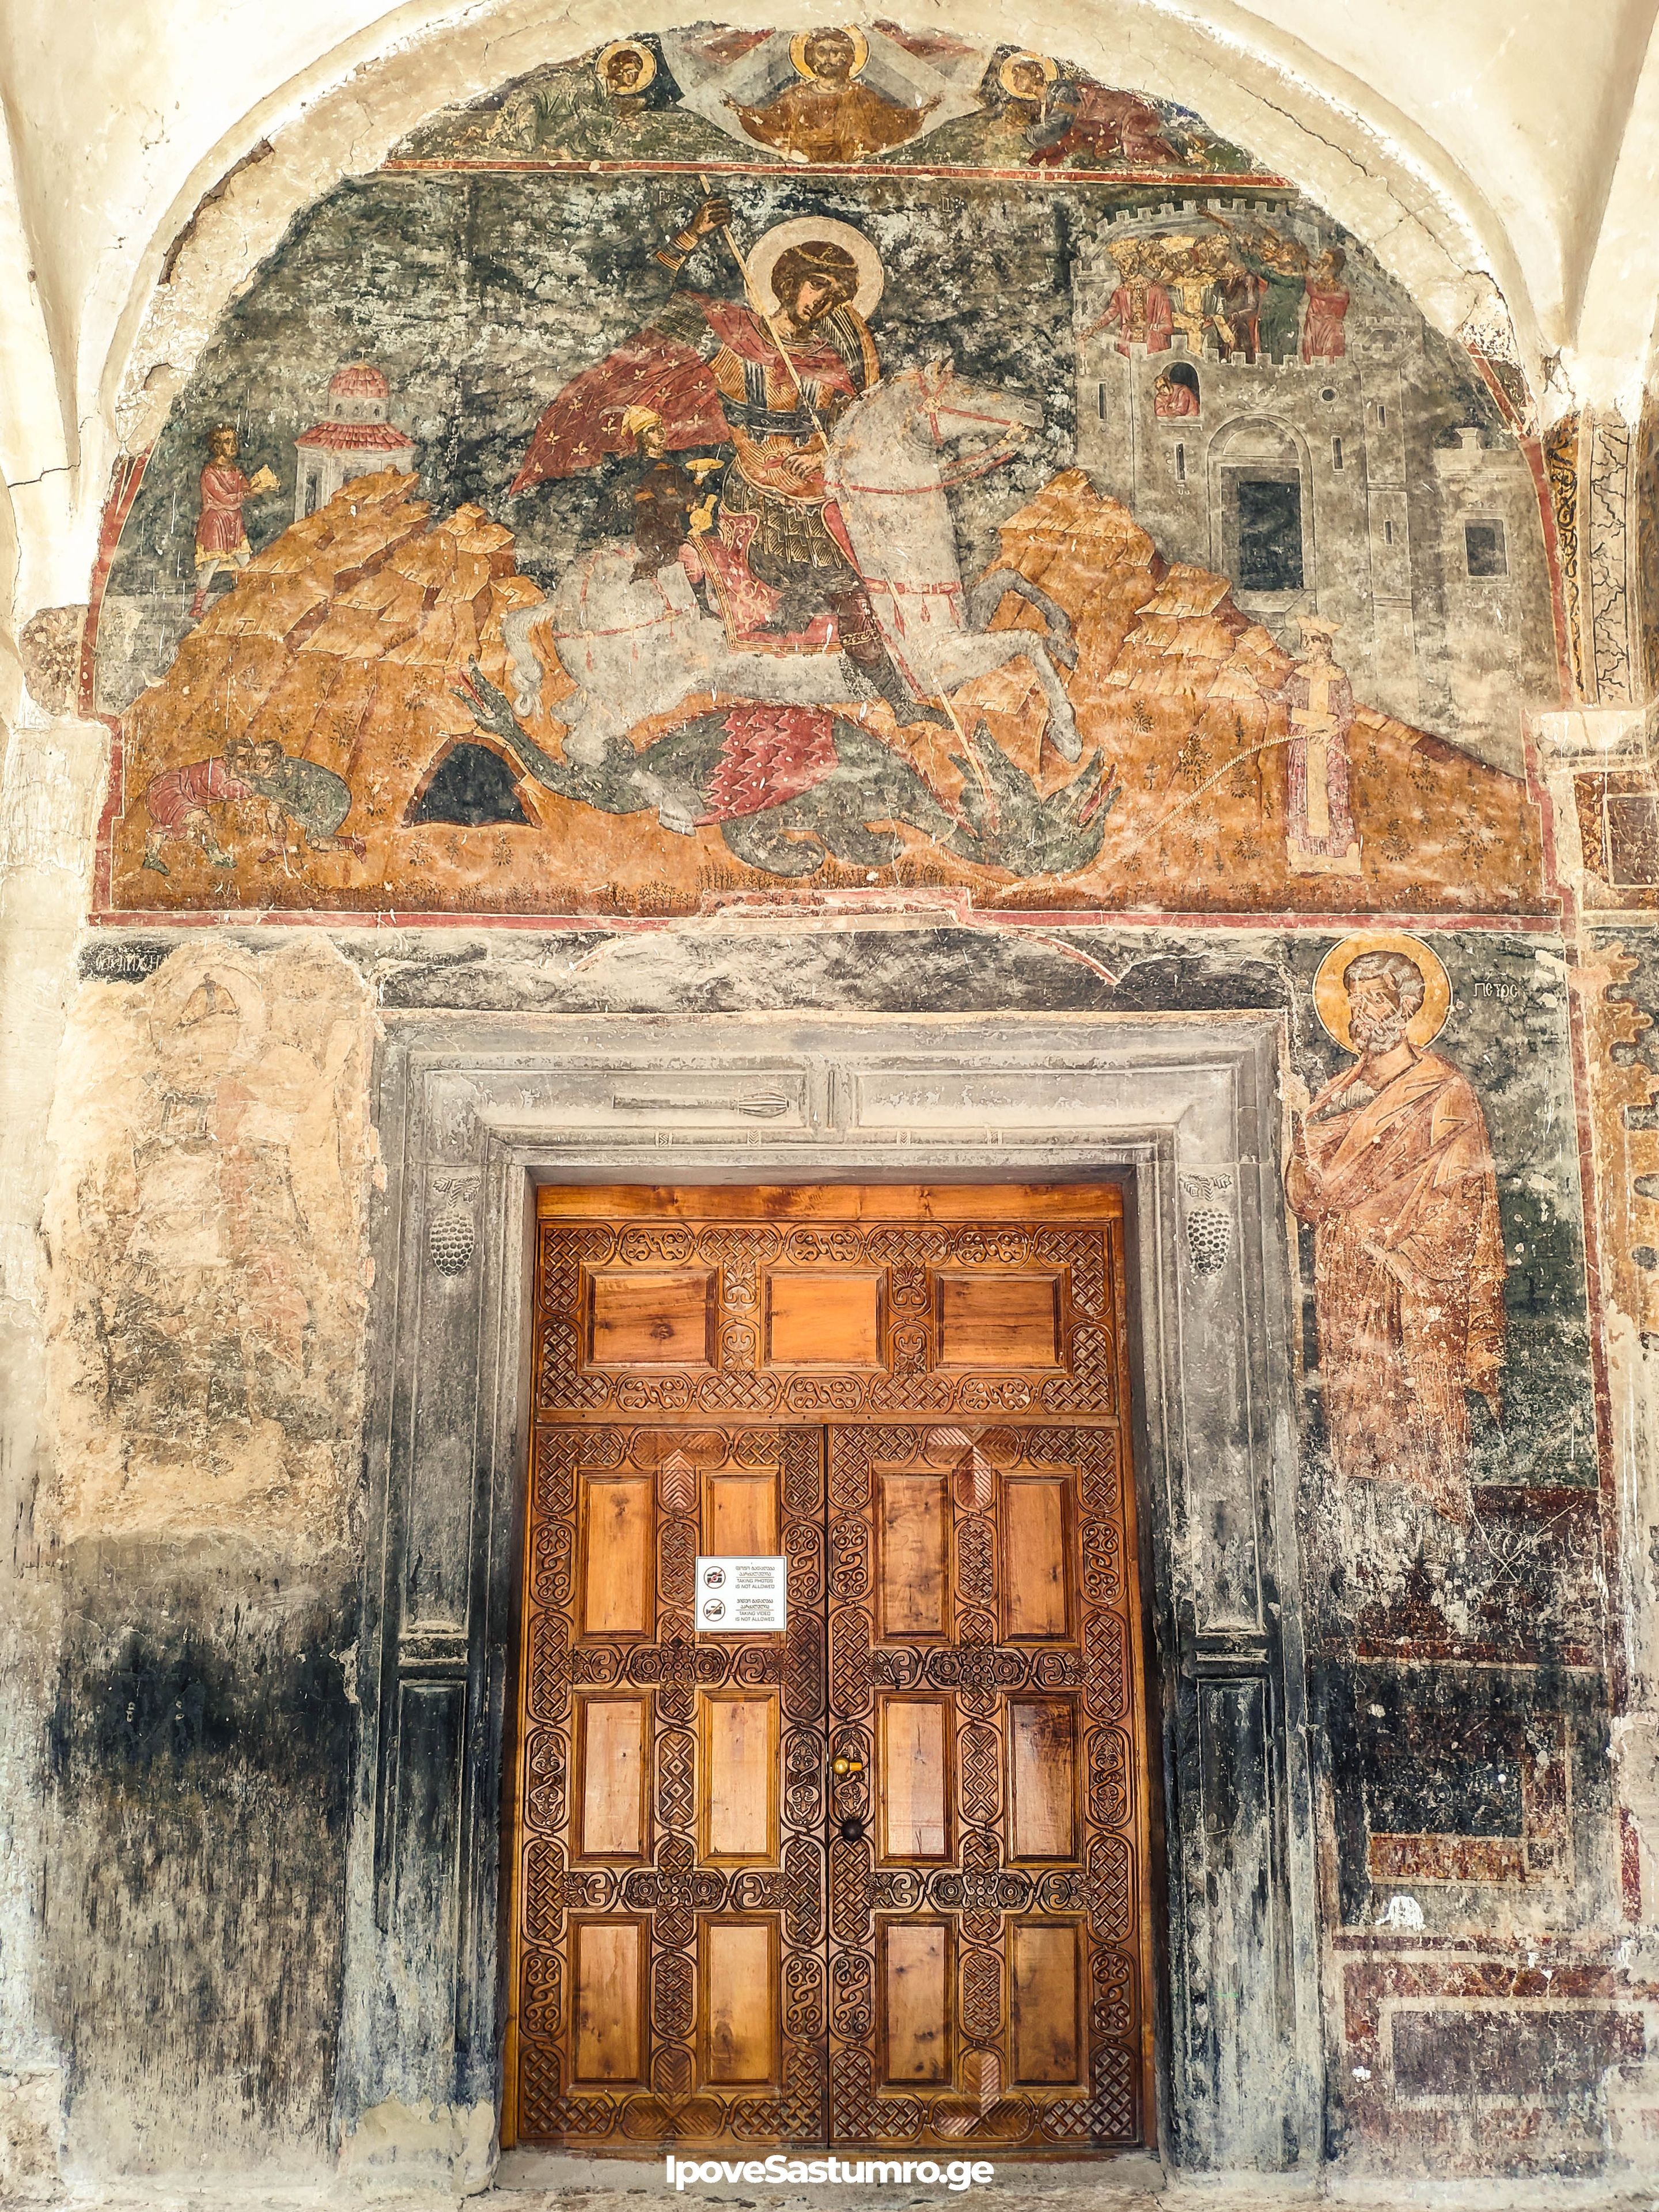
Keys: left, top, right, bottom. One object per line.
{"left": 505, "top": 1187, "right": 1154, "bottom": 2154}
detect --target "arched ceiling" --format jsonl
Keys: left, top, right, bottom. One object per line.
{"left": 3, "top": 0, "right": 1659, "bottom": 620}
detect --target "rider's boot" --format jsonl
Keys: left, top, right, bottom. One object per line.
{"left": 829, "top": 588, "right": 955, "bottom": 731}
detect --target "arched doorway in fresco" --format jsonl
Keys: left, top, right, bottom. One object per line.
{"left": 1209, "top": 416, "right": 1314, "bottom": 623}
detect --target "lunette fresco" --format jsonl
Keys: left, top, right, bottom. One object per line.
{"left": 93, "top": 24, "right": 1556, "bottom": 925}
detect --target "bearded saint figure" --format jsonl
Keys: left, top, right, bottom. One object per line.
{"left": 1285, "top": 946, "right": 1507, "bottom": 1524}
{"left": 729, "top": 28, "right": 940, "bottom": 164}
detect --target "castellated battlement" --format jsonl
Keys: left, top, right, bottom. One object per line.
{"left": 1071, "top": 260, "right": 1537, "bottom": 767}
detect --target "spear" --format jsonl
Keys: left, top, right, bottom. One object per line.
{"left": 690, "top": 179, "right": 998, "bottom": 816}
{"left": 696, "top": 176, "right": 830, "bottom": 457}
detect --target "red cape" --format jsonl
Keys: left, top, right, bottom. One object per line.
{"left": 509, "top": 297, "right": 859, "bottom": 496}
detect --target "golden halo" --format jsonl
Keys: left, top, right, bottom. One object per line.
{"left": 789, "top": 25, "right": 869, "bottom": 79}
{"left": 597, "top": 39, "right": 657, "bottom": 91}
{"left": 746, "top": 215, "right": 884, "bottom": 320}
{"left": 1313, "top": 931, "right": 1452, "bottom": 1052}
{"left": 999, "top": 51, "right": 1059, "bottom": 97}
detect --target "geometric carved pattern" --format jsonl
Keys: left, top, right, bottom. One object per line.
{"left": 826, "top": 1411, "right": 1146, "bottom": 2149}
{"left": 516, "top": 1192, "right": 1149, "bottom": 2154}
{"left": 532, "top": 1215, "right": 1116, "bottom": 1420}
{"left": 513, "top": 1416, "right": 828, "bottom": 2150}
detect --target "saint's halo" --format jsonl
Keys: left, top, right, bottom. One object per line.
{"left": 1313, "top": 930, "right": 1451, "bottom": 1051}
{"left": 789, "top": 25, "right": 870, "bottom": 78}
{"left": 596, "top": 38, "right": 656, "bottom": 89}
{"left": 999, "top": 51, "right": 1059, "bottom": 96}
{"left": 747, "top": 215, "right": 885, "bottom": 320}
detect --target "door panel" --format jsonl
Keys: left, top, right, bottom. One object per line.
{"left": 876, "top": 1695, "right": 953, "bottom": 1862}
{"left": 1010, "top": 1922, "right": 1085, "bottom": 2086}
{"left": 510, "top": 1186, "right": 1152, "bottom": 2156}
{"left": 824, "top": 1422, "right": 1144, "bottom": 2149}
{"left": 704, "top": 1470, "right": 779, "bottom": 1555}
{"left": 574, "top": 1694, "right": 652, "bottom": 1861}
{"left": 879, "top": 1921, "right": 954, "bottom": 2084}
{"left": 700, "top": 1919, "right": 780, "bottom": 2085}
{"left": 1007, "top": 1698, "right": 1080, "bottom": 1862}
{"left": 699, "top": 1691, "right": 781, "bottom": 1864}
{"left": 876, "top": 1472, "right": 951, "bottom": 1639}
{"left": 511, "top": 1420, "right": 827, "bottom": 2146}
{"left": 572, "top": 1919, "right": 647, "bottom": 2084}
{"left": 578, "top": 1472, "right": 655, "bottom": 1639}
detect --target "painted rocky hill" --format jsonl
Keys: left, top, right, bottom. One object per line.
{"left": 108, "top": 467, "right": 1544, "bottom": 917}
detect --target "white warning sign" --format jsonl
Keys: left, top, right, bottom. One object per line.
{"left": 695, "top": 1555, "right": 788, "bottom": 1634}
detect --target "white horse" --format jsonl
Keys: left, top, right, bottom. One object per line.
{"left": 501, "top": 362, "right": 1079, "bottom": 765}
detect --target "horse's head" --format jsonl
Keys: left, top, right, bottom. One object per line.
{"left": 908, "top": 359, "right": 1043, "bottom": 450}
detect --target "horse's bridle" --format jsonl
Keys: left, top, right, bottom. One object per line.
{"left": 835, "top": 365, "right": 1033, "bottom": 495}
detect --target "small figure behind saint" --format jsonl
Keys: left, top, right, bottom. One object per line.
{"left": 594, "top": 406, "right": 720, "bottom": 615}
{"left": 191, "top": 425, "right": 277, "bottom": 620}
{"left": 598, "top": 407, "right": 701, "bottom": 569}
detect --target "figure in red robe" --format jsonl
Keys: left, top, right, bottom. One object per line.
{"left": 1080, "top": 239, "right": 1173, "bottom": 354}
{"left": 141, "top": 745, "right": 257, "bottom": 872}
{"left": 509, "top": 195, "right": 935, "bottom": 724}
{"left": 1301, "top": 249, "right": 1351, "bottom": 362}
{"left": 1153, "top": 370, "right": 1200, "bottom": 418}
{"left": 190, "top": 426, "right": 276, "bottom": 620}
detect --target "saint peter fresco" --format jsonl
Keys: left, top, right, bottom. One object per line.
{"left": 1286, "top": 944, "right": 1506, "bottom": 1524}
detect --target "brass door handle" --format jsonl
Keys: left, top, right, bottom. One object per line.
{"left": 831, "top": 1755, "right": 866, "bottom": 1778}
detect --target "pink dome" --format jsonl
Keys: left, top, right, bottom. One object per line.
{"left": 328, "top": 361, "right": 390, "bottom": 399}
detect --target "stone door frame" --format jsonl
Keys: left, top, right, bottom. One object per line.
{"left": 337, "top": 1010, "right": 1321, "bottom": 2177}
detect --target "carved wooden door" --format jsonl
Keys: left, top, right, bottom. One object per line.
{"left": 507, "top": 1188, "right": 1153, "bottom": 2156}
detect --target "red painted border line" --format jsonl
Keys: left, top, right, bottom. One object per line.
{"left": 380, "top": 156, "right": 1291, "bottom": 188}
{"left": 85, "top": 901, "right": 1567, "bottom": 934}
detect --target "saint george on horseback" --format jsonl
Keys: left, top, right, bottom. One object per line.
{"left": 510, "top": 192, "right": 936, "bottom": 723}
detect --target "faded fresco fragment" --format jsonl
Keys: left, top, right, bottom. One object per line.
{"left": 41, "top": 941, "right": 377, "bottom": 1544}
{"left": 93, "top": 26, "right": 1555, "bottom": 920}
{"left": 387, "top": 28, "right": 1262, "bottom": 173}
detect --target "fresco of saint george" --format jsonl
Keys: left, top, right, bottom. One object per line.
{"left": 1285, "top": 941, "right": 1507, "bottom": 1524}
